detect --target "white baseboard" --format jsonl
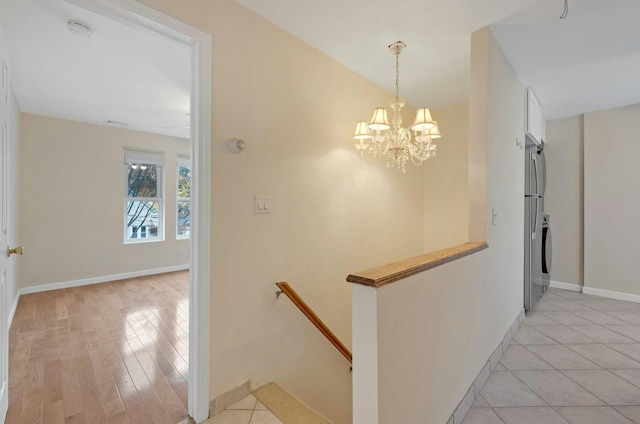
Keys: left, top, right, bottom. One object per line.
{"left": 18, "top": 264, "right": 189, "bottom": 296}
{"left": 549, "top": 281, "right": 640, "bottom": 304}
{"left": 8, "top": 292, "right": 20, "bottom": 329}
{"left": 549, "top": 280, "right": 583, "bottom": 293}
{"left": 583, "top": 286, "right": 640, "bottom": 304}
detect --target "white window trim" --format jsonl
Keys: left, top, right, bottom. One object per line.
{"left": 177, "top": 158, "right": 190, "bottom": 240}
{"left": 124, "top": 148, "right": 165, "bottom": 166}
{"left": 124, "top": 149, "right": 165, "bottom": 244}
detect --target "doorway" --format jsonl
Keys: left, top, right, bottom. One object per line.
{"left": 6, "top": 0, "right": 211, "bottom": 421}
{"left": 71, "top": 1, "right": 212, "bottom": 420}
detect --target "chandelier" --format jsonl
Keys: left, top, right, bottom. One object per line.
{"left": 353, "top": 41, "right": 441, "bottom": 173}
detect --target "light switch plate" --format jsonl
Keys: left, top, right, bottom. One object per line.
{"left": 254, "top": 195, "right": 271, "bottom": 214}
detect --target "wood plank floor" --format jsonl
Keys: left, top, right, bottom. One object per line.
{"left": 6, "top": 271, "right": 190, "bottom": 424}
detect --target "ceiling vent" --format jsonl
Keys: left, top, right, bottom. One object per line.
{"left": 67, "top": 19, "right": 93, "bottom": 38}
{"left": 105, "top": 119, "right": 128, "bottom": 128}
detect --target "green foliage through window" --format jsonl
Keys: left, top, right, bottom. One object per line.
{"left": 177, "top": 164, "right": 191, "bottom": 238}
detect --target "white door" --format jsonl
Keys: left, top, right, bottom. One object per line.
{"left": 0, "top": 56, "right": 9, "bottom": 421}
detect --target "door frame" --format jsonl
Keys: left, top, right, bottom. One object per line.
{"left": 66, "top": 0, "right": 212, "bottom": 421}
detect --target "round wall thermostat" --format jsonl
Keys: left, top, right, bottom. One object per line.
{"left": 229, "top": 138, "right": 246, "bottom": 153}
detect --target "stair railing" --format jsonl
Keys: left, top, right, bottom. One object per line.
{"left": 276, "top": 282, "right": 352, "bottom": 364}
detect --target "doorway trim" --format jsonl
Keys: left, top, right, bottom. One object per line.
{"left": 65, "top": 0, "right": 211, "bottom": 421}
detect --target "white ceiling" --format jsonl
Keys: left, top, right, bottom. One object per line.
{"left": 491, "top": 0, "right": 640, "bottom": 119}
{"left": 238, "top": 0, "right": 640, "bottom": 120}
{"left": 2, "top": 0, "right": 191, "bottom": 139}
{"left": 2, "top": 0, "right": 640, "bottom": 135}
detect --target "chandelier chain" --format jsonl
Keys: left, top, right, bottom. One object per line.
{"left": 395, "top": 51, "right": 400, "bottom": 104}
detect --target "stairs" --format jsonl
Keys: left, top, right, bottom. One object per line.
{"left": 203, "top": 382, "right": 329, "bottom": 424}
{"left": 253, "top": 383, "right": 329, "bottom": 424}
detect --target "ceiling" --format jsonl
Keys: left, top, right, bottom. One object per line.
{"left": 237, "top": 0, "right": 640, "bottom": 120}
{"left": 1, "top": 0, "right": 191, "bottom": 139}
{"left": 2, "top": 0, "right": 640, "bottom": 137}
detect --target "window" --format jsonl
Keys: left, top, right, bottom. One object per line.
{"left": 124, "top": 150, "right": 164, "bottom": 242}
{"left": 177, "top": 158, "right": 191, "bottom": 239}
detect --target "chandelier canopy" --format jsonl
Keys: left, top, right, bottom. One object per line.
{"left": 353, "top": 41, "right": 441, "bottom": 173}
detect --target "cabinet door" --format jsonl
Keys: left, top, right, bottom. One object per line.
{"left": 532, "top": 96, "right": 542, "bottom": 141}
{"left": 526, "top": 88, "right": 544, "bottom": 144}
{"left": 527, "top": 89, "right": 535, "bottom": 138}
{"left": 539, "top": 109, "right": 546, "bottom": 143}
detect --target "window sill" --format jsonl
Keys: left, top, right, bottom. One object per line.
{"left": 124, "top": 237, "right": 164, "bottom": 245}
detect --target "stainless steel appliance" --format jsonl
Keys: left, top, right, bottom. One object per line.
{"left": 524, "top": 146, "right": 547, "bottom": 311}
{"left": 542, "top": 214, "right": 552, "bottom": 291}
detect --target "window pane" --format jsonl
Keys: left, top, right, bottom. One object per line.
{"left": 177, "top": 200, "right": 190, "bottom": 237}
{"left": 126, "top": 200, "right": 159, "bottom": 240}
{"left": 127, "top": 163, "right": 158, "bottom": 198}
{"left": 178, "top": 165, "right": 190, "bottom": 198}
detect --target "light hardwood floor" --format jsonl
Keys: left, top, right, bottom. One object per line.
{"left": 6, "top": 271, "right": 190, "bottom": 424}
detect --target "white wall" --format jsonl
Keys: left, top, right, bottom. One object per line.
{"left": 137, "top": 0, "right": 426, "bottom": 422}
{"left": 352, "top": 27, "right": 526, "bottom": 424}
{"left": 545, "top": 116, "right": 583, "bottom": 287}
{"left": 19, "top": 114, "right": 190, "bottom": 288}
{"left": 424, "top": 102, "right": 469, "bottom": 253}
{"left": 584, "top": 104, "right": 640, "bottom": 296}
{"left": 457, "top": 23, "right": 525, "bottom": 418}
{"left": 377, "top": 251, "right": 489, "bottom": 424}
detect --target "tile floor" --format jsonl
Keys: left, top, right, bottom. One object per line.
{"left": 205, "top": 394, "right": 284, "bottom": 424}
{"left": 461, "top": 288, "right": 640, "bottom": 424}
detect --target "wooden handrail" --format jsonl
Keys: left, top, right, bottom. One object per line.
{"left": 276, "top": 282, "right": 352, "bottom": 364}
{"left": 347, "top": 242, "right": 489, "bottom": 288}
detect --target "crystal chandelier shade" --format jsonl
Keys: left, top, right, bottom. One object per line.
{"left": 353, "top": 41, "right": 441, "bottom": 173}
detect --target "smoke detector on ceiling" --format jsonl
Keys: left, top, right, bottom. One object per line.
{"left": 105, "top": 119, "right": 128, "bottom": 128}
{"left": 67, "top": 19, "right": 93, "bottom": 38}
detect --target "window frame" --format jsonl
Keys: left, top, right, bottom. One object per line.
{"left": 124, "top": 149, "right": 165, "bottom": 244}
{"left": 176, "top": 158, "right": 191, "bottom": 240}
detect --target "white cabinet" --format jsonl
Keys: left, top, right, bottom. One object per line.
{"left": 526, "top": 88, "right": 545, "bottom": 146}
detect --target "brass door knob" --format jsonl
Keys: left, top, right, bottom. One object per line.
{"left": 7, "top": 246, "right": 24, "bottom": 257}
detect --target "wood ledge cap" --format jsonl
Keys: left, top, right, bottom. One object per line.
{"left": 346, "top": 242, "right": 489, "bottom": 288}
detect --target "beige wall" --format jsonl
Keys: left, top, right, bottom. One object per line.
{"left": 377, "top": 251, "right": 489, "bottom": 423}
{"left": 424, "top": 102, "right": 469, "bottom": 253}
{"left": 545, "top": 116, "right": 584, "bottom": 286}
{"left": 468, "top": 30, "right": 489, "bottom": 243}
{"left": 469, "top": 23, "right": 525, "bottom": 413}
{"left": 361, "top": 27, "right": 525, "bottom": 424}
{"left": 19, "top": 114, "right": 190, "bottom": 288}
{"left": 584, "top": 104, "right": 640, "bottom": 296}
{"left": 139, "top": 0, "right": 426, "bottom": 422}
